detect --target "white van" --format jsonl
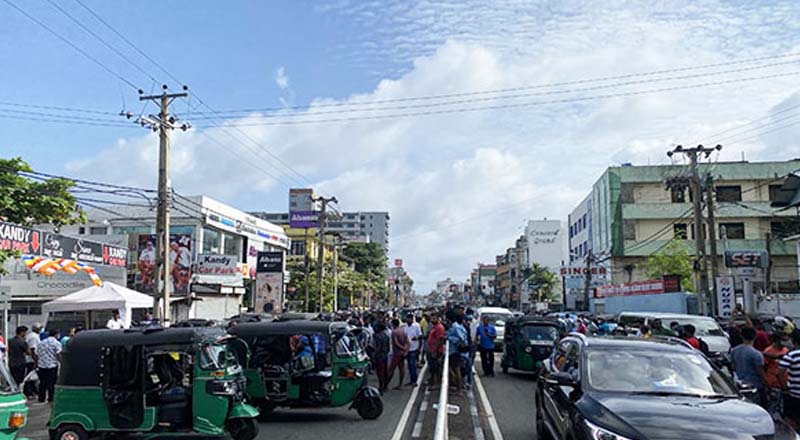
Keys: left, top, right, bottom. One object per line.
{"left": 476, "top": 307, "right": 513, "bottom": 351}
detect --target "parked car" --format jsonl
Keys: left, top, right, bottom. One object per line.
{"left": 536, "top": 334, "right": 797, "bottom": 440}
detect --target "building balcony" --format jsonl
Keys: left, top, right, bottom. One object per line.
{"left": 622, "top": 239, "right": 796, "bottom": 257}
{"left": 622, "top": 202, "right": 794, "bottom": 220}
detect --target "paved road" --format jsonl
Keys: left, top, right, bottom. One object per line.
{"left": 479, "top": 357, "right": 539, "bottom": 440}
{"left": 20, "top": 372, "right": 416, "bottom": 440}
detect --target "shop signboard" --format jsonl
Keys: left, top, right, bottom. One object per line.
{"left": 256, "top": 251, "right": 284, "bottom": 314}
{"left": 724, "top": 250, "right": 769, "bottom": 268}
{"left": 289, "top": 211, "right": 319, "bottom": 229}
{"left": 716, "top": 276, "right": 735, "bottom": 318}
{"left": 195, "top": 254, "right": 242, "bottom": 285}
{"left": 0, "top": 222, "right": 40, "bottom": 255}
{"left": 0, "top": 221, "right": 127, "bottom": 267}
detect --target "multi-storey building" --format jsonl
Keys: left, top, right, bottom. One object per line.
{"left": 578, "top": 159, "right": 800, "bottom": 292}
{"left": 253, "top": 189, "right": 390, "bottom": 253}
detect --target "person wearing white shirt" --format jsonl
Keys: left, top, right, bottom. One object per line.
{"left": 106, "top": 310, "right": 125, "bottom": 329}
{"left": 404, "top": 314, "right": 423, "bottom": 387}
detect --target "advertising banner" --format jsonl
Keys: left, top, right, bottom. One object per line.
{"left": 289, "top": 211, "right": 319, "bottom": 229}
{"left": 0, "top": 221, "right": 127, "bottom": 267}
{"left": 195, "top": 254, "right": 241, "bottom": 285}
{"left": 136, "top": 234, "right": 192, "bottom": 294}
{"left": 255, "top": 251, "right": 284, "bottom": 314}
{"left": 724, "top": 250, "right": 769, "bottom": 268}
{"left": 596, "top": 279, "right": 665, "bottom": 298}
{"left": 716, "top": 276, "right": 735, "bottom": 318}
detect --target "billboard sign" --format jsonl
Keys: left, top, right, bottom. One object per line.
{"left": 596, "top": 279, "right": 666, "bottom": 298}
{"left": 289, "top": 211, "right": 319, "bottom": 229}
{"left": 0, "top": 222, "right": 40, "bottom": 254}
{"left": 724, "top": 250, "right": 769, "bottom": 268}
{"left": 394, "top": 259, "right": 403, "bottom": 267}
{"left": 136, "top": 234, "right": 192, "bottom": 294}
{"left": 0, "top": 221, "right": 127, "bottom": 267}
{"left": 716, "top": 276, "right": 735, "bottom": 318}
{"left": 256, "top": 251, "right": 284, "bottom": 314}
{"left": 195, "top": 254, "right": 241, "bottom": 285}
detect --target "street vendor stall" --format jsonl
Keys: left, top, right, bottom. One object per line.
{"left": 42, "top": 282, "right": 153, "bottom": 329}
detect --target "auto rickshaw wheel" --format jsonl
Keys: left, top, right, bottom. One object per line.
{"left": 53, "top": 424, "right": 89, "bottom": 440}
{"left": 356, "top": 395, "right": 383, "bottom": 420}
{"left": 227, "top": 417, "right": 259, "bottom": 440}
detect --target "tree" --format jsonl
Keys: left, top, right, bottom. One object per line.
{"left": 645, "top": 239, "right": 694, "bottom": 292}
{"left": 342, "top": 242, "right": 387, "bottom": 278}
{"left": 528, "top": 263, "right": 558, "bottom": 302}
{"left": 0, "top": 157, "right": 84, "bottom": 274}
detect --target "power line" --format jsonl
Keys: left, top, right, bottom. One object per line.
{"left": 200, "top": 51, "right": 800, "bottom": 114}
{"left": 0, "top": 112, "right": 135, "bottom": 128}
{"left": 188, "top": 59, "right": 800, "bottom": 121}
{"left": 0, "top": 101, "right": 117, "bottom": 115}
{"left": 1, "top": 0, "right": 138, "bottom": 90}
{"left": 44, "top": 0, "right": 159, "bottom": 84}
{"left": 196, "top": 70, "right": 800, "bottom": 128}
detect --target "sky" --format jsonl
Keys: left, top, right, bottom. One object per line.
{"left": 3, "top": 0, "right": 800, "bottom": 294}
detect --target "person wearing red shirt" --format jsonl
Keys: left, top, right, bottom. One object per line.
{"left": 754, "top": 323, "right": 771, "bottom": 352}
{"left": 683, "top": 324, "right": 701, "bottom": 350}
{"left": 426, "top": 315, "right": 446, "bottom": 387}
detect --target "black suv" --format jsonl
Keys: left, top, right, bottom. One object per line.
{"left": 536, "top": 334, "right": 799, "bottom": 440}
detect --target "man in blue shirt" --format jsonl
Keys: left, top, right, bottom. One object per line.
{"left": 476, "top": 315, "right": 497, "bottom": 377}
{"left": 447, "top": 315, "right": 467, "bottom": 394}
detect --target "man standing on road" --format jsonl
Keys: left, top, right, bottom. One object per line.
{"left": 8, "top": 327, "right": 30, "bottom": 390}
{"left": 447, "top": 315, "right": 467, "bottom": 395}
{"left": 106, "top": 310, "right": 124, "bottom": 329}
{"left": 404, "top": 314, "right": 422, "bottom": 387}
{"left": 732, "top": 326, "right": 767, "bottom": 406}
{"left": 37, "top": 329, "right": 61, "bottom": 404}
{"left": 476, "top": 315, "right": 497, "bottom": 377}
{"left": 463, "top": 315, "right": 475, "bottom": 389}
{"left": 427, "top": 314, "right": 446, "bottom": 388}
{"left": 24, "top": 323, "right": 41, "bottom": 398}
{"left": 388, "top": 318, "right": 410, "bottom": 390}
{"left": 373, "top": 322, "right": 390, "bottom": 394}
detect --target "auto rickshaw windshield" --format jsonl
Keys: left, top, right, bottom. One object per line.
{"left": 334, "top": 331, "right": 362, "bottom": 357}
{"left": 199, "top": 343, "right": 228, "bottom": 370}
{"left": 521, "top": 325, "right": 559, "bottom": 341}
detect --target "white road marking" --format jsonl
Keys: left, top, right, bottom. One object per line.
{"left": 411, "top": 387, "right": 431, "bottom": 438}
{"left": 474, "top": 372, "right": 504, "bottom": 440}
{"left": 467, "top": 386, "right": 486, "bottom": 440}
{"left": 391, "top": 363, "right": 428, "bottom": 440}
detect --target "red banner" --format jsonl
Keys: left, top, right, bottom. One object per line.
{"left": 596, "top": 279, "right": 665, "bottom": 298}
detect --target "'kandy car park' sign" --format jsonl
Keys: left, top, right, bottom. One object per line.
{"left": 724, "top": 250, "right": 769, "bottom": 268}
{"left": 0, "top": 221, "right": 128, "bottom": 267}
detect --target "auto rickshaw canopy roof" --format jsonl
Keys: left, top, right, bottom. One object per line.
{"left": 229, "top": 320, "right": 349, "bottom": 338}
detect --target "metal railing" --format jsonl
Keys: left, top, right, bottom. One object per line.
{"left": 433, "top": 340, "right": 449, "bottom": 440}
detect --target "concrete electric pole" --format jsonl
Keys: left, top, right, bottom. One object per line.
{"left": 139, "top": 85, "right": 189, "bottom": 324}
{"left": 311, "top": 195, "right": 337, "bottom": 313}
{"left": 705, "top": 173, "right": 721, "bottom": 315}
{"left": 667, "top": 144, "right": 721, "bottom": 314}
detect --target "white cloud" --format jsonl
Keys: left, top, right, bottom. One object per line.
{"left": 64, "top": 3, "right": 800, "bottom": 293}
{"left": 274, "top": 66, "right": 289, "bottom": 89}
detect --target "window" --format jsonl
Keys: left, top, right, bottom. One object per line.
{"left": 674, "top": 224, "right": 688, "bottom": 239}
{"left": 620, "top": 183, "right": 635, "bottom": 203}
{"left": 771, "top": 221, "right": 800, "bottom": 239}
{"left": 290, "top": 201, "right": 297, "bottom": 207}
{"left": 78, "top": 226, "right": 86, "bottom": 235}
{"left": 89, "top": 226, "right": 107, "bottom": 235}
{"left": 691, "top": 222, "right": 707, "bottom": 240}
{"left": 671, "top": 187, "right": 686, "bottom": 203}
{"left": 769, "top": 184, "right": 784, "bottom": 202}
{"left": 222, "top": 232, "right": 242, "bottom": 257}
{"left": 623, "top": 220, "right": 636, "bottom": 240}
{"left": 291, "top": 240, "right": 306, "bottom": 256}
{"left": 716, "top": 186, "right": 742, "bottom": 202}
{"left": 202, "top": 227, "right": 221, "bottom": 254}
{"left": 720, "top": 222, "right": 745, "bottom": 239}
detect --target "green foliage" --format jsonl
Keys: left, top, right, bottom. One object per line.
{"left": 645, "top": 239, "right": 694, "bottom": 292}
{"left": 0, "top": 157, "right": 85, "bottom": 274}
{"left": 528, "top": 263, "right": 558, "bottom": 301}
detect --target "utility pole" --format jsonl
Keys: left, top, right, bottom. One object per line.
{"left": 583, "top": 251, "right": 593, "bottom": 311}
{"left": 667, "top": 144, "right": 721, "bottom": 315}
{"left": 332, "top": 234, "right": 340, "bottom": 312}
{"left": 311, "top": 195, "right": 337, "bottom": 313}
{"left": 303, "top": 228, "right": 310, "bottom": 312}
{"left": 706, "top": 173, "right": 720, "bottom": 315}
{"left": 139, "top": 85, "right": 188, "bottom": 324}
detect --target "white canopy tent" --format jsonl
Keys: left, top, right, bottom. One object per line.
{"left": 42, "top": 282, "right": 153, "bottom": 328}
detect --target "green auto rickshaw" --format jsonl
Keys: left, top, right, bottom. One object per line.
{"left": 500, "top": 316, "right": 564, "bottom": 375}
{"left": 48, "top": 327, "right": 259, "bottom": 440}
{"left": 228, "top": 320, "right": 383, "bottom": 420}
{"left": 0, "top": 355, "right": 28, "bottom": 439}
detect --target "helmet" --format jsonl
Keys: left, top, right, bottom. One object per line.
{"left": 773, "top": 316, "right": 795, "bottom": 336}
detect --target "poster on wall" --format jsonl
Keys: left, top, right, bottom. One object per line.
{"left": 255, "top": 251, "right": 284, "bottom": 314}
{"left": 136, "top": 234, "right": 192, "bottom": 294}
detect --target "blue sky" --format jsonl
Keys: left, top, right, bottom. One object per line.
{"left": 3, "top": 1, "right": 800, "bottom": 292}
